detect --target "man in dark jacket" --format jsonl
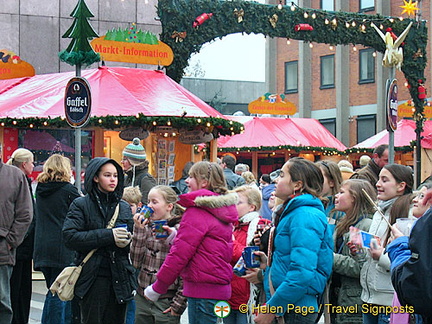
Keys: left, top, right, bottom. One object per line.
{"left": 350, "top": 144, "right": 389, "bottom": 191}
{"left": 172, "top": 161, "right": 194, "bottom": 194}
{"left": 221, "top": 155, "right": 245, "bottom": 190}
{"left": 0, "top": 155, "right": 33, "bottom": 323}
{"left": 63, "top": 157, "right": 137, "bottom": 324}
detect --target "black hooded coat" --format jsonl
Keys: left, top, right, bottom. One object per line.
{"left": 62, "top": 157, "right": 136, "bottom": 303}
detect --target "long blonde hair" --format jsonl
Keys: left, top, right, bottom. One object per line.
{"left": 37, "top": 154, "right": 72, "bottom": 183}
{"left": 6, "top": 148, "right": 34, "bottom": 167}
{"left": 189, "top": 161, "right": 228, "bottom": 195}
{"left": 335, "top": 179, "right": 376, "bottom": 238}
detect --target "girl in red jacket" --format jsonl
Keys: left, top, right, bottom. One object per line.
{"left": 144, "top": 161, "right": 238, "bottom": 324}
{"left": 226, "top": 185, "right": 270, "bottom": 324}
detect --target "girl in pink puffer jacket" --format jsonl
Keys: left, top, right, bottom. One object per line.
{"left": 144, "top": 161, "right": 238, "bottom": 324}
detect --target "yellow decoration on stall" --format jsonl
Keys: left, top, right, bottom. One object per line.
{"left": 400, "top": 0, "right": 419, "bottom": 16}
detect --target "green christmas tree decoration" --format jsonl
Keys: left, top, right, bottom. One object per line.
{"left": 59, "top": 0, "right": 100, "bottom": 66}
{"left": 104, "top": 24, "right": 159, "bottom": 44}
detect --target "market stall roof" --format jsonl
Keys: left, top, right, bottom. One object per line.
{"left": 0, "top": 76, "right": 30, "bottom": 95}
{"left": 421, "top": 133, "right": 432, "bottom": 149}
{"left": 217, "top": 116, "right": 347, "bottom": 152}
{"left": 0, "top": 66, "right": 243, "bottom": 135}
{"left": 351, "top": 119, "right": 432, "bottom": 150}
{"left": 0, "top": 66, "right": 226, "bottom": 118}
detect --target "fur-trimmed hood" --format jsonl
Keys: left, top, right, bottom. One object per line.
{"left": 178, "top": 189, "right": 238, "bottom": 224}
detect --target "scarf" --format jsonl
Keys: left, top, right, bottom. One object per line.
{"left": 239, "top": 211, "right": 260, "bottom": 323}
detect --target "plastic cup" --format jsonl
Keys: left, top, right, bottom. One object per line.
{"left": 396, "top": 218, "right": 415, "bottom": 236}
{"left": 152, "top": 220, "right": 168, "bottom": 238}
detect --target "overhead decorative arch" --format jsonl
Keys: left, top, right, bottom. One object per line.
{"left": 158, "top": 0, "right": 427, "bottom": 124}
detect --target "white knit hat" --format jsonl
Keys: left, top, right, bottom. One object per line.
{"left": 359, "top": 155, "right": 371, "bottom": 167}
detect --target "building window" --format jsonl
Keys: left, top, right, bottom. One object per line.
{"left": 360, "top": 0, "right": 374, "bottom": 12}
{"left": 320, "top": 55, "right": 335, "bottom": 89}
{"left": 320, "top": 118, "right": 336, "bottom": 137}
{"left": 321, "top": 0, "right": 334, "bottom": 11}
{"left": 285, "top": 61, "right": 298, "bottom": 94}
{"left": 359, "top": 48, "right": 375, "bottom": 84}
{"left": 356, "top": 114, "right": 376, "bottom": 143}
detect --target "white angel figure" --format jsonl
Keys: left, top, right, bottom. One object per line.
{"left": 370, "top": 22, "right": 413, "bottom": 70}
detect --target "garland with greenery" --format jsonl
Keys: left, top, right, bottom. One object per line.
{"left": 0, "top": 115, "right": 244, "bottom": 137}
{"left": 216, "top": 144, "right": 413, "bottom": 155}
{"left": 159, "top": 0, "right": 427, "bottom": 132}
{"left": 217, "top": 144, "right": 346, "bottom": 155}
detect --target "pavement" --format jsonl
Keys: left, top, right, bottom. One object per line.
{"left": 30, "top": 279, "right": 190, "bottom": 324}
{"left": 30, "top": 279, "right": 323, "bottom": 323}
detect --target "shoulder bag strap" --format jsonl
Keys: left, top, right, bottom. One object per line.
{"left": 106, "top": 204, "right": 120, "bottom": 229}
{"left": 80, "top": 204, "right": 120, "bottom": 266}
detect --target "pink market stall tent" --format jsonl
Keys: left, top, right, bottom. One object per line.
{"left": 0, "top": 66, "right": 243, "bottom": 178}
{"left": 350, "top": 119, "right": 432, "bottom": 151}
{"left": 217, "top": 116, "right": 347, "bottom": 176}
{"left": 347, "top": 119, "right": 432, "bottom": 177}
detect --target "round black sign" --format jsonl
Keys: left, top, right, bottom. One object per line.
{"left": 64, "top": 77, "right": 92, "bottom": 127}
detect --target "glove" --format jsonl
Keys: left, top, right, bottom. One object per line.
{"left": 112, "top": 227, "right": 132, "bottom": 248}
{"left": 144, "top": 285, "right": 161, "bottom": 302}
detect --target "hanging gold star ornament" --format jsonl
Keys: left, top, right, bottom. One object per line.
{"left": 171, "top": 31, "right": 187, "bottom": 42}
{"left": 233, "top": 8, "right": 244, "bottom": 23}
{"left": 269, "top": 14, "right": 278, "bottom": 28}
{"left": 400, "top": 0, "right": 420, "bottom": 16}
{"left": 413, "top": 48, "right": 423, "bottom": 60}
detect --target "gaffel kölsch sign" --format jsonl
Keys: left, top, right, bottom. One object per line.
{"left": 64, "top": 77, "right": 92, "bottom": 128}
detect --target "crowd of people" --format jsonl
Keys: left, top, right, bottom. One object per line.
{"left": 1, "top": 141, "right": 431, "bottom": 324}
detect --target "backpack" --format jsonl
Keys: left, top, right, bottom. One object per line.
{"left": 392, "top": 208, "right": 432, "bottom": 317}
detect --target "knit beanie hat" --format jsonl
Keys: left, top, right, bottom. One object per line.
{"left": 123, "top": 138, "right": 147, "bottom": 166}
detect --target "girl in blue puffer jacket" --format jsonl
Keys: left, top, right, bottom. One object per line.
{"left": 255, "top": 157, "right": 334, "bottom": 324}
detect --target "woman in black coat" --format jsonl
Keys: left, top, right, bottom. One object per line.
{"left": 63, "top": 157, "right": 136, "bottom": 324}
{"left": 34, "top": 154, "right": 81, "bottom": 324}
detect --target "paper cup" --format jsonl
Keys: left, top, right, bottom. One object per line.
{"left": 242, "top": 246, "right": 260, "bottom": 268}
{"left": 152, "top": 220, "right": 168, "bottom": 238}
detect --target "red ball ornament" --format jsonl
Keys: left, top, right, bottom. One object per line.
{"left": 294, "top": 23, "right": 314, "bottom": 31}
{"left": 193, "top": 13, "right": 213, "bottom": 28}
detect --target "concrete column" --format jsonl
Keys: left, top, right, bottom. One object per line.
{"left": 376, "top": 0, "right": 391, "bottom": 132}
{"left": 335, "top": 45, "right": 350, "bottom": 145}
{"left": 298, "top": 0, "right": 312, "bottom": 117}
{"left": 252, "top": 151, "right": 258, "bottom": 178}
{"left": 265, "top": 0, "right": 278, "bottom": 93}
{"left": 335, "top": 0, "right": 350, "bottom": 146}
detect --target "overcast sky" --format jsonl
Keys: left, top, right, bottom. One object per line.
{"left": 186, "top": 33, "right": 266, "bottom": 82}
